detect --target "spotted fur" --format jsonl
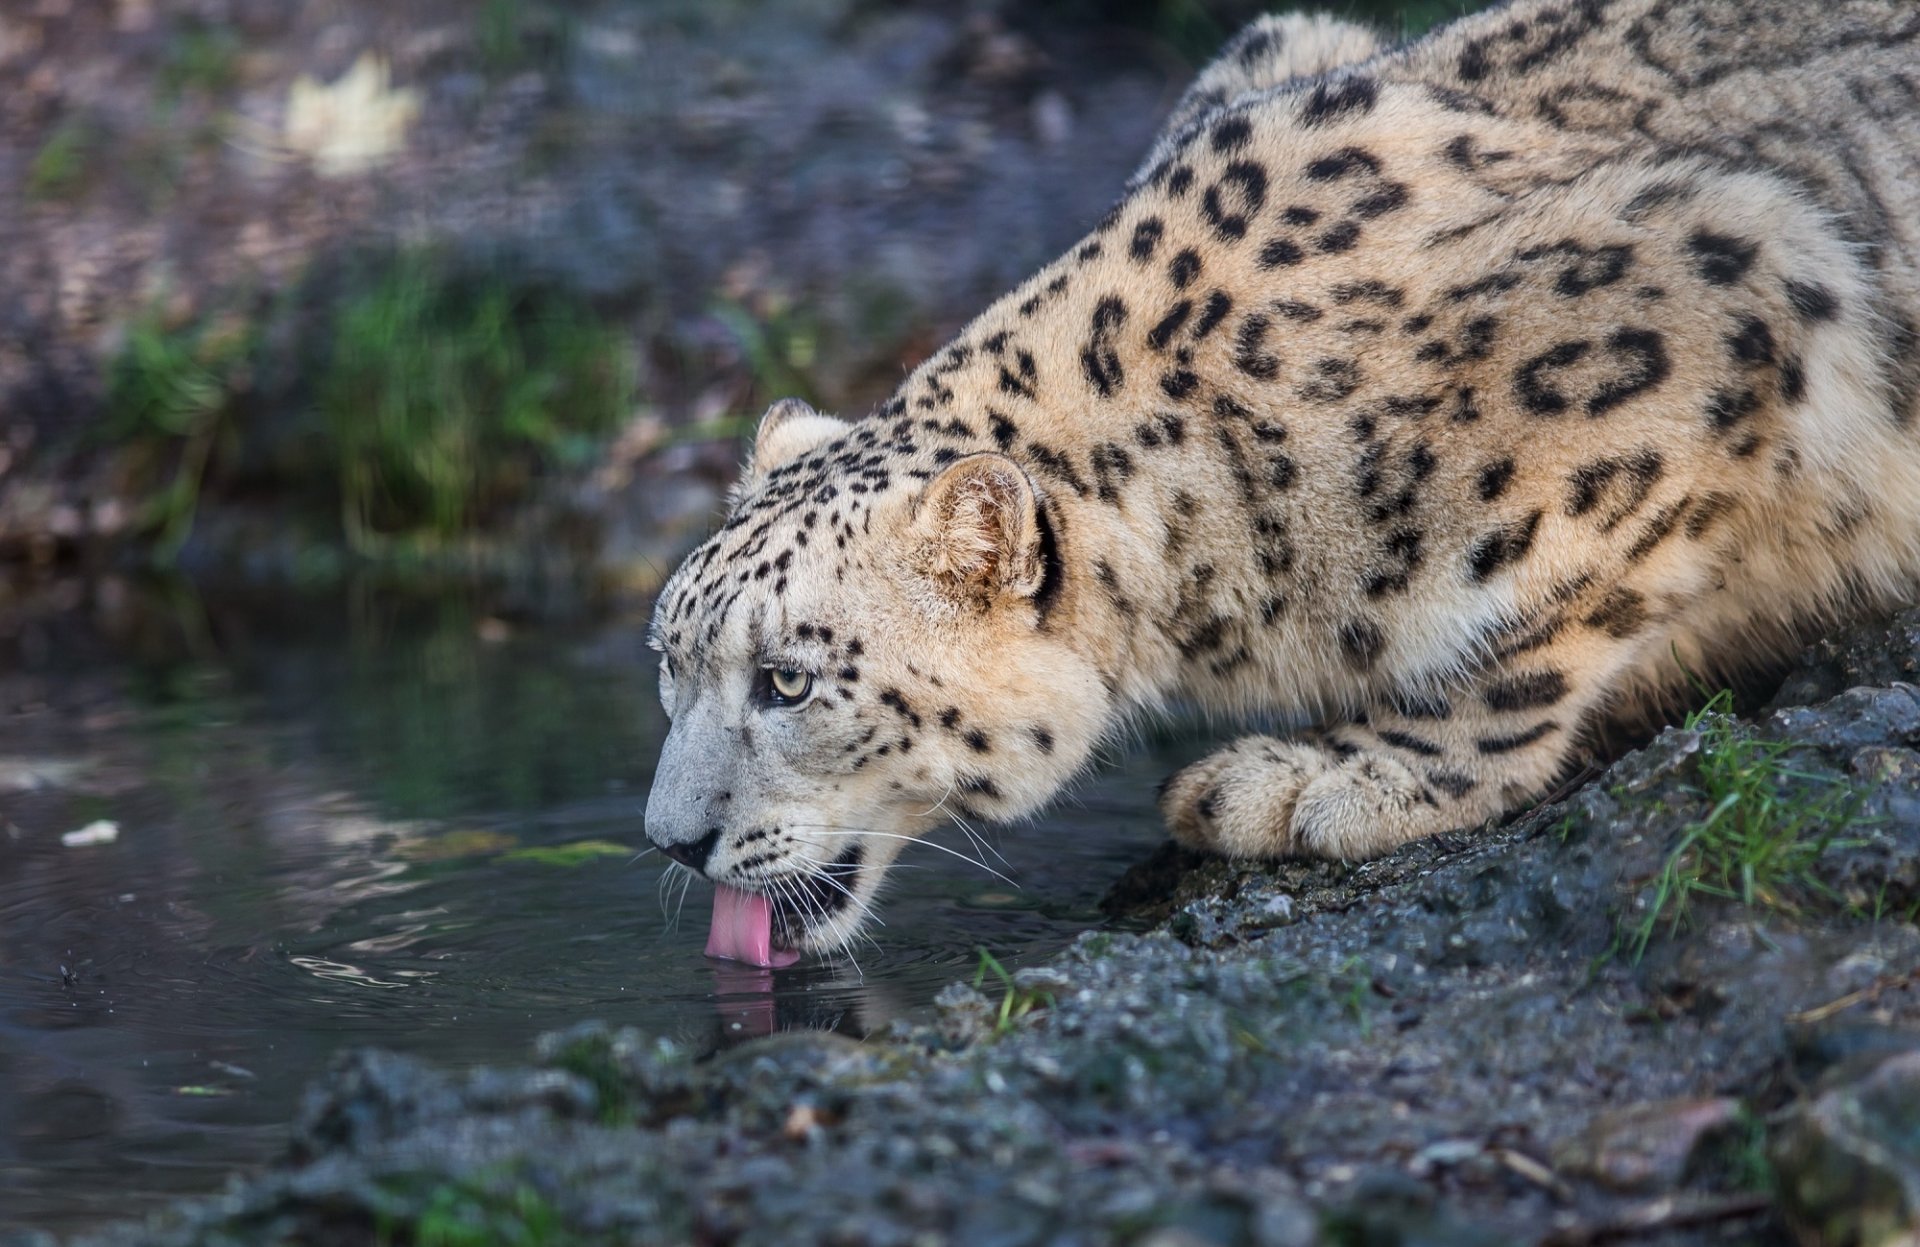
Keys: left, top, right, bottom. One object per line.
{"left": 645, "top": 0, "right": 1920, "bottom": 955}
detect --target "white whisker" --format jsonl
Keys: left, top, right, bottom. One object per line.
{"left": 790, "top": 823, "right": 1020, "bottom": 889}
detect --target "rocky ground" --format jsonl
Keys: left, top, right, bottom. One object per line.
{"left": 21, "top": 611, "right": 1916, "bottom": 1247}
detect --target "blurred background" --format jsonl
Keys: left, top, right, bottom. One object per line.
{"left": 1, "top": 0, "right": 1488, "bottom": 603}
{"left": 0, "top": 1, "right": 1491, "bottom": 1235}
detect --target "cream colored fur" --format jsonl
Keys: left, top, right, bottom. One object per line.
{"left": 644, "top": 0, "right": 1920, "bottom": 955}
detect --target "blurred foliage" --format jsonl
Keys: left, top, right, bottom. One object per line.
{"left": 106, "top": 310, "right": 256, "bottom": 560}
{"left": 27, "top": 115, "right": 95, "bottom": 201}
{"left": 477, "top": 0, "right": 575, "bottom": 76}
{"left": 159, "top": 22, "right": 242, "bottom": 98}
{"left": 103, "top": 253, "right": 637, "bottom": 561}
{"left": 320, "top": 253, "right": 634, "bottom": 548}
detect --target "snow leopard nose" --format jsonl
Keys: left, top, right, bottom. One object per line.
{"left": 656, "top": 827, "right": 720, "bottom": 874}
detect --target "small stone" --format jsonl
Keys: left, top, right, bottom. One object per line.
{"left": 1774, "top": 1048, "right": 1920, "bottom": 1247}
{"left": 1555, "top": 1097, "right": 1742, "bottom": 1193}
{"left": 932, "top": 982, "right": 994, "bottom": 1047}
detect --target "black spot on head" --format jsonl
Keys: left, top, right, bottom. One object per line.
{"left": 1168, "top": 165, "right": 1195, "bottom": 196}
{"left": 963, "top": 729, "right": 991, "bottom": 753}
{"left": 1687, "top": 230, "right": 1758, "bottom": 285}
{"left": 879, "top": 688, "right": 922, "bottom": 728}
{"left": 1282, "top": 205, "right": 1320, "bottom": 226}
{"left": 959, "top": 775, "right": 1002, "bottom": 799}
{"left": 1168, "top": 249, "right": 1202, "bottom": 289}
{"left": 1029, "top": 726, "right": 1055, "bottom": 754}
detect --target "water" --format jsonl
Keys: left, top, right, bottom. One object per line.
{"left": 0, "top": 582, "right": 1181, "bottom": 1235}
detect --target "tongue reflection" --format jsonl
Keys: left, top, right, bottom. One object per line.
{"left": 705, "top": 884, "right": 801, "bottom": 968}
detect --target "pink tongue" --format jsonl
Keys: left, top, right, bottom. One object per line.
{"left": 705, "top": 884, "right": 801, "bottom": 968}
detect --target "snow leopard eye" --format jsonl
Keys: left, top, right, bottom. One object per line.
{"left": 765, "top": 667, "right": 813, "bottom": 706}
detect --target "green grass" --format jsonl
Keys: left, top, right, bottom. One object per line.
{"left": 973, "top": 948, "right": 1054, "bottom": 1037}
{"left": 1628, "top": 692, "right": 1869, "bottom": 960}
{"left": 101, "top": 253, "right": 638, "bottom": 560}
{"left": 27, "top": 117, "right": 95, "bottom": 201}
{"left": 105, "top": 309, "right": 256, "bottom": 560}
{"left": 319, "top": 253, "right": 634, "bottom": 549}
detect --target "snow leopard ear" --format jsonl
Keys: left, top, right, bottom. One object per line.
{"left": 745, "top": 398, "right": 849, "bottom": 481}
{"left": 913, "top": 453, "right": 1049, "bottom": 606}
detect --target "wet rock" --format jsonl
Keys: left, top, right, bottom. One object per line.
{"left": 1555, "top": 1098, "right": 1743, "bottom": 1193}
{"left": 1774, "top": 1047, "right": 1920, "bottom": 1247}
{"left": 288, "top": 1047, "right": 464, "bottom": 1160}
{"left": 932, "top": 980, "right": 996, "bottom": 1047}
{"left": 1770, "top": 607, "right": 1920, "bottom": 709}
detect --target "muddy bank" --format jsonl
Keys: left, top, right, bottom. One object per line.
{"left": 29, "top": 610, "right": 1919, "bottom": 1247}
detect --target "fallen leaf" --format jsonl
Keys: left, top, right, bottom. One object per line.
{"left": 61, "top": 820, "right": 120, "bottom": 847}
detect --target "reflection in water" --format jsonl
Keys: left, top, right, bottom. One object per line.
{"left": 0, "top": 578, "right": 1189, "bottom": 1234}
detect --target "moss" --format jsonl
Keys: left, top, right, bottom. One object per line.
{"left": 378, "top": 1177, "right": 578, "bottom": 1247}
{"left": 539, "top": 1031, "right": 632, "bottom": 1125}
